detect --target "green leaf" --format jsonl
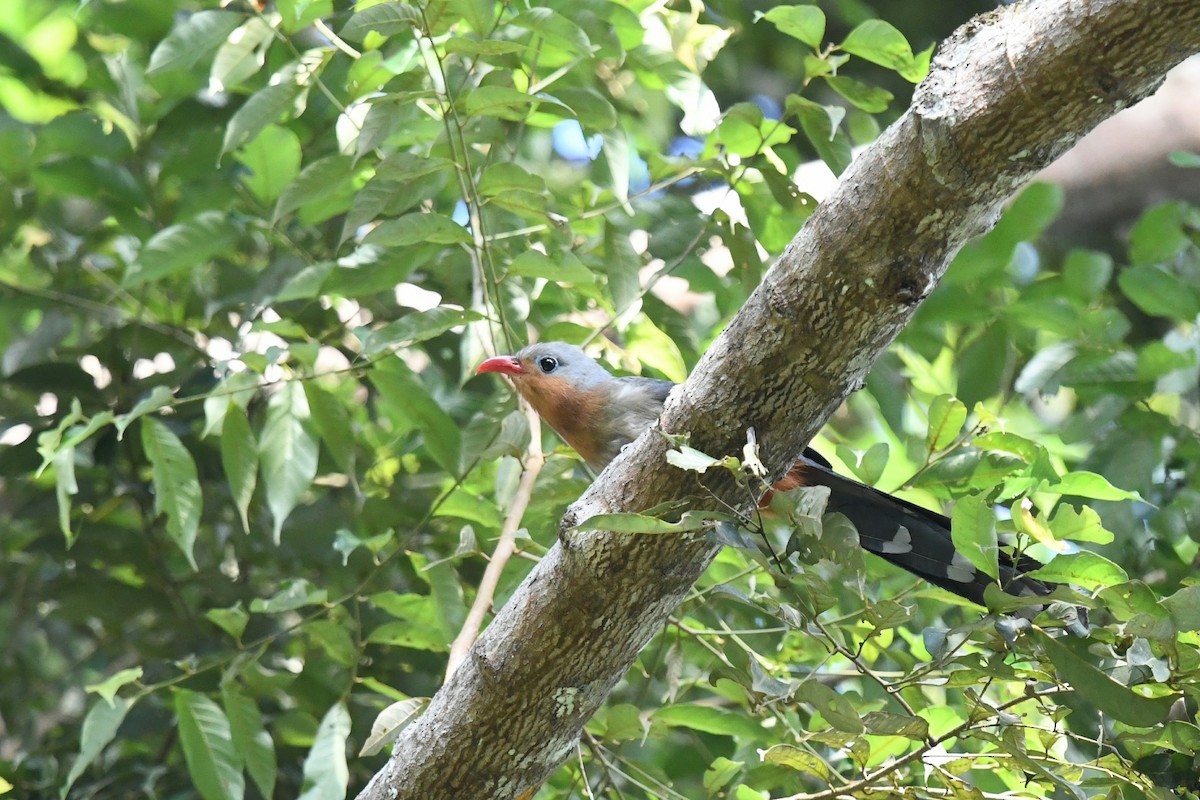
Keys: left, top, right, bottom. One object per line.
{"left": 148, "top": 11, "right": 244, "bottom": 75}
{"left": 926, "top": 394, "right": 967, "bottom": 452}
{"left": 1062, "top": 250, "right": 1113, "bottom": 302}
{"left": 85, "top": 667, "right": 143, "bottom": 705}
{"left": 206, "top": 603, "right": 249, "bottom": 640}
{"left": 1035, "top": 630, "right": 1176, "bottom": 727}
{"left": 211, "top": 17, "right": 274, "bottom": 90}
{"left": 788, "top": 96, "right": 851, "bottom": 175}
{"left": 666, "top": 446, "right": 739, "bottom": 475}
{"left": 1043, "top": 470, "right": 1141, "bottom": 501}
{"left": 259, "top": 382, "right": 318, "bottom": 543}
{"left": 950, "top": 493, "right": 999, "bottom": 581}
{"left": 221, "top": 406, "right": 258, "bottom": 535}
{"left": 509, "top": 7, "right": 592, "bottom": 59}
{"left": 760, "top": 6, "right": 826, "bottom": 48}
{"left": 714, "top": 102, "right": 797, "bottom": 158}
{"left": 340, "top": 3, "right": 422, "bottom": 40}
{"left": 371, "top": 361, "right": 461, "bottom": 475}
{"left": 553, "top": 87, "right": 618, "bottom": 130}
{"left": 1163, "top": 585, "right": 1200, "bottom": 632}
{"left": 274, "top": 154, "right": 356, "bottom": 223}
{"left": 1048, "top": 504, "right": 1114, "bottom": 545}
{"left": 825, "top": 75, "right": 893, "bottom": 113}
{"left": 60, "top": 697, "right": 133, "bottom": 799}
{"left": 603, "top": 219, "right": 642, "bottom": 314}
{"left": 573, "top": 511, "right": 710, "bottom": 535}
{"left": 1117, "top": 265, "right": 1200, "bottom": 320}
{"left": 250, "top": 578, "right": 327, "bottom": 613}
{"left": 627, "top": 317, "right": 687, "bottom": 383}
{"left": 1128, "top": 201, "right": 1190, "bottom": 265}
{"left": 506, "top": 250, "right": 595, "bottom": 285}
{"left": 795, "top": 681, "right": 865, "bottom": 733}
{"left": 359, "top": 698, "right": 428, "bottom": 757}
{"left": 463, "top": 86, "right": 540, "bottom": 121}
{"left": 1028, "top": 551, "right": 1128, "bottom": 591}
{"left": 654, "top": 704, "right": 765, "bottom": 740}
{"left": 840, "top": 19, "right": 924, "bottom": 82}
{"left": 358, "top": 307, "right": 483, "bottom": 355}
{"left": 114, "top": 386, "right": 174, "bottom": 440}
{"left": 862, "top": 710, "right": 930, "bottom": 740}
{"left": 222, "top": 78, "right": 305, "bottom": 157}
{"left": 173, "top": 689, "right": 244, "bottom": 800}
{"left": 362, "top": 212, "right": 472, "bottom": 247}
{"left": 237, "top": 124, "right": 302, "bottom": 204}
{"left": 142, "top": 418, "right": 203, "bottom": 570}
{"left": 297, "top": 703, "right": 350, "bottom": 800}
{"left": 703, "top": 757, "right": 744, "bottom": 795}
{"left": 126, "top": 211, "right": 239, "bottom": 287}
{"left": 277, "top": 0, "right": 332, "bottom": 33}
{"left": 222, "top": 684, "right": 276, "bottom": 800}
{"left": 760, "top": 744, "right": 832, "bottom": 781}
{"left": 1169, "top": 150, "right": 1200, "bottom": 167}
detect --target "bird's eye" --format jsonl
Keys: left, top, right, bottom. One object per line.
{"left": 537, "top": 356, "right": 559, "bottom": 373}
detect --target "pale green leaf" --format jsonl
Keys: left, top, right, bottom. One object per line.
{"left": 1028, "top": 551, "right": 1128, "bottom": 591}
{"left": 926, "top": 393, "right": 967, "bottom": 452}
{"left": 1043, "top": 471, "right": 1141, "bottom": 501}
{"left": 250, "top": 578, "right": 327, "bottom": 613}
{"left": 259, "top": 382, "right": 318, "bottom": 543}
{"left": 85, "top": 668, "right": 143, "bottom": 705}
{"left": 359, "top": 698, "right": 429, "bottom": 757}
{"left": 148, "top": 11, "right": 244, "bottom": 75}
{"left": 297, "top": 704, "right": 351, "bottom": 800}
{"left": 114, "top": 386, "right": 174, "bottom": 440}
{"left": 760, "top": 6, "right": 826, "bottom": 48}
{"left": 222, "top": 79, "right": 305, "bottom": 157}
{"left": 950, "top": 493, "right": 999, "bottom": 581}
{"left": 142, "top": 418, "right": 203, "bottom": 570}
{"left": 60, "top": 697, "right": 133, "bottom": 799}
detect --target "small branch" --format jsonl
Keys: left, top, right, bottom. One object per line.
{"left": 445, "top": 400, "right": 544, "bottom": 679}
{"left": 778, "top": 689, "right": 1066, "bottom": 800}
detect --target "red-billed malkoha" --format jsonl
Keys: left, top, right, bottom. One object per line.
{"left": 478, "top": 342, "right": 1056, "bottom": 609}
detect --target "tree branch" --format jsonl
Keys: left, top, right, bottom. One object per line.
{"left": 357, "top": 1, "right": 1200, "bottom": 797}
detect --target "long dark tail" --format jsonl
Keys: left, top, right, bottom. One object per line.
{"left": 785, "top": 449, "right": 1052, "bottom": 608}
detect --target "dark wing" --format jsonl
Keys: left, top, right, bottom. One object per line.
{"left": 794, "top": 449, "right": 1052, "bottom": 607}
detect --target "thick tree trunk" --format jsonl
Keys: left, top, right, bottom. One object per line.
{"left": 358, "top": 1, "right": 1200, "bottom": 797}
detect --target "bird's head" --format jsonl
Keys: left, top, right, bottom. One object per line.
{"left": 476, "top": 342, "right": 612, "bottom": 392}
{"left": 476, "top": 342, "right": 619, "bottom": 466}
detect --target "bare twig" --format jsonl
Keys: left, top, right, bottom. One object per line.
{"left": 445, "top": 400, "right": 544, "bottom": 679}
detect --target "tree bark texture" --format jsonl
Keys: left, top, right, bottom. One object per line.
{"left": 359, "top": 1, "right": 1200, "bottom": 797}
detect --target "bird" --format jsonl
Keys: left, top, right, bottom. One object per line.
{"left": 476, "top": 341, "right": 1058, "bottom": 610}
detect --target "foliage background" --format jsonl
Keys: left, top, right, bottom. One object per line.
{"left": 1, "top": 0, "right": 1198, "bottom": 798}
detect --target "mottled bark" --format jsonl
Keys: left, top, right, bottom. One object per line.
{"left": 359, "top": 1, "right": 1200, "bottom": 797}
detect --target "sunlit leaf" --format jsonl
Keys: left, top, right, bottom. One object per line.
{"left": 359, "top": 698, "right": 429, "bottom": 757}
{"left": 759, "top": 6, "right": 826, "bottom": 48}
{"left": 296, "top": 704, "right": 349, "bottom": 800}
{"left": 259, "top": 382, "right": 318, "bottom": 543}
{"left": 148, "top": 11, "right": 244, "bottom": 75}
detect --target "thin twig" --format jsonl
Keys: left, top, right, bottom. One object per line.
{"left": 445, "top": 400, "right": 544, "bottom": 679}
